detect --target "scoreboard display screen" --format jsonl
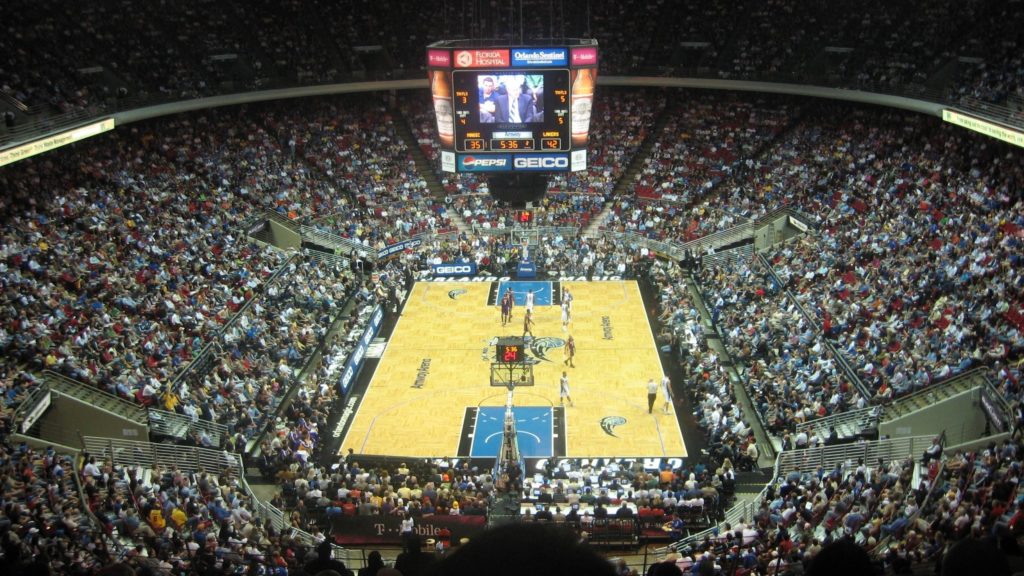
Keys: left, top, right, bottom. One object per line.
{"left": 452, "top": 69, "right": 570, "bottom": 154}
{"left": 427, "top": 42, "right": 598, "bottom": 174}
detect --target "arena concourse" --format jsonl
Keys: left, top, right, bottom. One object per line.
{"left": 1, "top": 1, "right": 1023, "bottom": 575}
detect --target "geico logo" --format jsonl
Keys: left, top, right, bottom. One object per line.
{"left": 436, "top": 265, "right": 472, "bottom": 274}
{"left": 514, "top": 156, "right": 569, "bottom": 168}
{"left": 462, "top": 156, "right": 507, "bottom": 167}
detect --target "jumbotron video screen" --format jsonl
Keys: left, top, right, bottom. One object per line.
{"left": 427, "top": 41, "right": 598, "bottom": 174}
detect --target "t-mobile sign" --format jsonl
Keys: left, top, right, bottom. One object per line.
{"left": 427, "top": 49, "right": 451, "bottom": 67}
{"left": 571, "top": 47, "right": 598, "bottom": 66}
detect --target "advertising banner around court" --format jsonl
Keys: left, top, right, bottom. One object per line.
{"left": 432, "top": 261, "right": 477, "bottom": 277}
{"left": 377, "top": 238, "right": 423, "bottom": 260}
{"left": 330, "top": 514, "right": 486, "bottom": 545}
{"left": 338, "top": 305, "right": 384, "bottom": 393}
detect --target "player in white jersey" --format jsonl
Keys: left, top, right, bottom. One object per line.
{"left": 559, "top": 371, "right": 573, "bottom": 407}
{"left": 661, "top": 375, "right": 674, "bottom": 414}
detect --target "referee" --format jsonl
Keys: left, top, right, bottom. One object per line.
{"left": 647, "top": 378, "right": 658, "bottom": 414}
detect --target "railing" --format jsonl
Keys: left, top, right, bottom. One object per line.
{"left": 884, "top": 368, "right": 986, "bottom": 418}
{"left": 11, "top": 383, "right": 51, "bottom": 433}
{"left": 302, "top": 248, "right": 352, "bottom": 267}
{"left": 300, "top": 225, "right": 372, "bottom": 258}
{"left": 663, "top": 467, "right": 774, "bottom": 555}
{"left": 957, "top": 97, "right": 1024, "bottom": 131}
{"left": 679, "top": 222, "right": 756, "bottom": 255}
{"left": 43, "top": 370, "right": 148, "bottom": 422}
{"left": 981, "top": 370, "right": 1014, "bottom": 432}
{"left": 244, "top": 468, "right": 357, "bottom": 565}
{"left": 601, "top": 230, "right": 686, "bottom": 260}
{"left": 475, "top": 225, "right": 582, "bottom": 243}
{"left": 263, "top": 208, "right": 302, "bottom": 232}
{"left": 147, "top": 408, "right": 229, "bottom": 445}
{"left": 793, "top": 406, "right": 879, "bottom": 442}
{"left": 701, "top": 243, "right": 754, "bottom": 269}
{"left": 775, "top": 435, "right": 933, "bottom": 477}
{"left": 239, "top": 474, "right": 290, "bottom": 532}
{"left": 82, "top": 436, "right": 244, "bottom": 478}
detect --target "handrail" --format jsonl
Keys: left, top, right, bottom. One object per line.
{"left": 263, "top": 208, "right": 302, "bottom": 232}
{"left": 239, "top": 474, "right": 290, "bottom": 532}
{"left": 981, "top": 370, "right": 1014, "bottom": 430}
{"left": 885, "top": 367, "right": 989, "bottom": 415}
{"left": 302, "top": 248, "right": 353, "bottom": 267}
{"left": 794, "top": 405, "right": 880, "bottom": 441}
{"left": 300, "top": 224, "right": 373, "bottom": 258}
{"left": 664, "top": 458, "right": 777, "bottom": 555}
{"left": 43, "top": 370, "right": 148, "bottom": 422}
{"left": 147, "top": 408, "right": 229, "bottom": 444}
{"left": 72, "top": 451, "right": 128, "bottom": 559}
{"left": 81, "top": 436, "right": 244, "bottom": 478}
{"left": 11, "top": 383, "right": 50, "bottom": 432}
{"left": 775, "top": 435, "right": 933, "bottom": 477}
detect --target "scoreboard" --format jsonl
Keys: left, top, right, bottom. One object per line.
{"left": 427, "top": 41, "right": 598, "bottom": 173}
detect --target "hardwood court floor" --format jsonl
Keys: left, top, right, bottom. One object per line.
{"left": 339, "top": 280, "right": 687, "bottom": 459}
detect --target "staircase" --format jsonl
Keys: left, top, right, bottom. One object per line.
{"left": 609, "top": 103, "right": 674, "bottom": 200}
{"left": 701, "top": 243, "right": 755, "bottom": 269}
{"left": 43, "top": 370, "right": 147, "bottom": 424}
{"left": 583, "top": 102, "right": 675, "bottom": 238}
{"left": 392, "top": 105, "right": 447, "bottom": 200}
{"left": 684, "top": 273, "right": 776, "bottom": 467}
{"left": 147, "top": 408, "right": 228, "bottom": 447}
{"left": 732, "top": 469, "right": 771, "bottom": 500}
{"left": 882, "top": 369, "right": 990, "bottom": 421}
{"left": 794, "top": 406, "right": 880, "bottom": 446}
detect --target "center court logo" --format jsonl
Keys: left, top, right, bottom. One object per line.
{"left": 600, "top": 416, "right": 627, "bottom": 437}
{"left": 448, "top": 289, "right": 467, "bottom": 299}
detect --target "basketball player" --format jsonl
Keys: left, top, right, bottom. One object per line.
{"left": 525, "top": 289, "right": 535, "bottom": 313}
{"left": 563, "top": 335, "right": 576, "bottom": 368}
{"left": 561, "top": 300, "right": 571, "bottom": 330}
{"left": 646, "top": 378, "right": 658, "bottom": 414}
{"left": 560, "top": 371, "right": 573, "bottom": 407}
{"left": 500, "top": 290, "right": 514, "bottom": 326}
{"left": 523, "top": 309, "right": 535, "bottom": 340}
{"left": 661, "top": 374, "right": 673, "bottom": 414}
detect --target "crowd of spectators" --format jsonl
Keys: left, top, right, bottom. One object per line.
{"left": 602, "top": 94, "right": 793, "bottom": 243}
{"left": 0, "top": 435, "right": 111, "bottom": 575}
{"left": 0, "top": 96, "right": 457, "bottom": 452}
{"left": 676, "top": 103, "right": 1023, "bottom": 445}
{"left": 3, "top": 25, "right": 1024, "bottom": 570}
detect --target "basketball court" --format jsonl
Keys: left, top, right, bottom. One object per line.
{"left": 339, "top": 280, "right": 687, "bottom": 459}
